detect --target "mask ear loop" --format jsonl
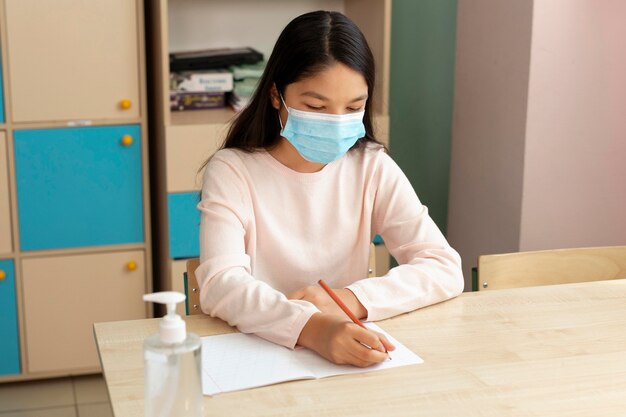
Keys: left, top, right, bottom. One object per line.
{"left": 277, "top": 93, "right": 288, "bottom": 130}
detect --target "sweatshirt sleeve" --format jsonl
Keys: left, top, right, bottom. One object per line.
{"left": 195, "top": 154, "right": 319, "bottom": 348}
{"left": 346, "top": 152, "right": 464, "bottom": 321}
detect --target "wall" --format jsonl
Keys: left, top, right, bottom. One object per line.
{"left": 447, "top": 0, "right": 534, "bottom": 284}
{"left": 520, "top": 0, "right": 626, "bottom": 250}
{"left": 389, "top": 0, "right": 458, "bottom": 233}
{"left": 447, "top": 0, "right": 626, "bottom": 289}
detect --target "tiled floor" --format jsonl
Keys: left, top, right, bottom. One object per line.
{"left": 0, "top": 374, "right": 112, "bottom": 417}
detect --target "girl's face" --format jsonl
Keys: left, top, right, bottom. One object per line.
{"left": 272, "top": 62, "right": 368, "bottom": 120}
{"left": 269, "top": 62, "right": 368, "bottom": 170}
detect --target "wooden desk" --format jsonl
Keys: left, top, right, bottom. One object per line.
{"left": 94, "top": 280, "right": 626, "bottom": 416}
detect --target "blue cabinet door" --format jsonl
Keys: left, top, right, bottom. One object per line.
{"left": 14, "top": 125, "right": 144, "bottom": 250}
{"left": 0, "top": 259, "right": 20, "bottom": 375}
{"left": 168, "top": 192, "right": 201, "bottom": 259}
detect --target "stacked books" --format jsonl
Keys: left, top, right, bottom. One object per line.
{"left": 228, "top": 61, "right": 266, "bottom": 112}
{"left": 170, "top": 70, "right": 233, "bottom": 111}
{"left": 169, "top": 48, "right": 264, "bottom": 112}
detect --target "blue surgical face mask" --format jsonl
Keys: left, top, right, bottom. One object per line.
{"left": 278, "top": 95, "right": 366, "bottom": 164}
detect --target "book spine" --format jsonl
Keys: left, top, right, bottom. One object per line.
{"left": 170, "top": 92, "right": 225, "bottom": 111}
{"left": 171, "top": 72, "right": 234, "bottom": 93}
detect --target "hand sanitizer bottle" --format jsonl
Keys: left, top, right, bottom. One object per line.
{"left": 143, "top": 291, "right": 203, "bottom": 417}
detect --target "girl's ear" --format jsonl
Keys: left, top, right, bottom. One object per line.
{"left": 270, "top": 84, "right": 281, "bottom": 110}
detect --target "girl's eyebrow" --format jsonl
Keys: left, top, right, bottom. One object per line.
{"left": 301, "top": 91, "right": 368, "bottom": 102}
{"left": 301, "top": 91, "right": 328, "bottom": 100}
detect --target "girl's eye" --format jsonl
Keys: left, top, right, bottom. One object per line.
{"left": 347, "top": 107, "right": 363, "bottom": 112}
{"left": 306, "top": 105, "right": 324, "bottom": 111}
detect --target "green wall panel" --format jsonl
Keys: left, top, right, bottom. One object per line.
{"left": 390, "top": 0, "right": 458, "bottom": 235}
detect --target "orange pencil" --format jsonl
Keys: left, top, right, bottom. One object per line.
{"left": 318, "top": 279, "right": 366, "bottom": 328}
{"left": 317, "top": 279, "right": 390, "bottom": 358}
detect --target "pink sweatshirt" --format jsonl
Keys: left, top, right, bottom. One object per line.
{"left": 196, "top": 144, "right": 464, "bottom": 348}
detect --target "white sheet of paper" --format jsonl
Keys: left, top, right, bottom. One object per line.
{"left": 201, "top": 323, "right": 423, "bottom": 395}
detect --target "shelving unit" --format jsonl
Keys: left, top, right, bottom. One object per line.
{"left": 0, "top": 0, "right": 152, "bottom": 382}
{"left": 146, "top": 0, "right": 392, "bottom": 303}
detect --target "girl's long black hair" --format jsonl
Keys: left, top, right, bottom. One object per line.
{"left": 214, "top": 10, "right": 382, "bottom": 155}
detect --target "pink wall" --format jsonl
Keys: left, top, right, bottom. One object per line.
{"left": 448, "top": 0, "right": 626, "bottom": 288}
{"left": 520, "top": 0, "right": 626, "bottom": 250}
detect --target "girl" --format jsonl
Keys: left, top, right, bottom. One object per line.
{"left": 196, "top": 10, "right": 463, "bottom": 367}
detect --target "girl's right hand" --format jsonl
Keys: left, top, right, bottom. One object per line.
{"left": 297, "top": 313, "right": 395, "bottom": 367}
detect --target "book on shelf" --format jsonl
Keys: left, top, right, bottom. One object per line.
{"left": 169, "top": 47, "right": 263, "bottom": 72}
{"left": 170, "top": 70, "right": 233, "bottom": 93}
{"left": 233, "top": 78, "right": 259, "bottom": 98}
{"left": 228, "top": 61, "right": 266, "bottom": 112}
{"left": 170, "top": 91, "right": 225, "bottom": 111}
{"left": 229, "top": 61, "right": 266, "bottom": 81}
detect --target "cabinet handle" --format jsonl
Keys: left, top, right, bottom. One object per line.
{"left": 0, "top": 270, "right": 5, "bottom": 281}
{"left": 120, "top": 99, "right": 132, "bottom": 110}
{"left": 126, "top": 261, "right": 138, "bottom": 271}
{"left": 121, "top": 135, "right": 134, "bottom": 146}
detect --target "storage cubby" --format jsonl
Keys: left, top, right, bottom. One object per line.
{"left": 0, "top": 0, "right": 152, "bottom": 381}
{"left": 0, "top": 259, "right": 19, "bottom": 376}
{"left": 4, "top": 0, "right": 141, "bottom": 123}
{"left": 21, "top": 251, "right": 147, "bottom": 373}
{"left": 14, "top": 125, "right": 145, "bottom": 251}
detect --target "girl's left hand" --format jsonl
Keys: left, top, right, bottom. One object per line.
{"left": 288, "top": 286, "right": 368, "bottom": 319}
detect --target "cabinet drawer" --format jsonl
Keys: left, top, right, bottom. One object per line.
{"left": 5, "top": 0, "right": 140, "bottom": 122}
{"left": 0, "top": 133, "right": 12, "bottom": 254}
{"left": 0, "top": 259, "right": 20, "bottom": 376}
{"left": 14, "top": 125, "right": 144, "bottom": 251}
{"left": 168, "top": 192, "right": 201, "bottom": 259}
{"left": 165, "top": 124, "right": 225, "bottom": 192}
{"left": 22, "top": 250, "right": 147, "bottom": 373}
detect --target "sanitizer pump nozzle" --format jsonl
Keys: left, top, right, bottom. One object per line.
{"left": 143, "top": 291, "right": 187, "bottom": 344}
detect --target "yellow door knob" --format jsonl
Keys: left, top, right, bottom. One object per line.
{"left": 121, "top": 135, "right": 134, "bottom": 146}
{"left": 120, "top": 99, "right": 132, "bottom": 110}
{"left": 0, "top": 270, "right": 5, "bottom": 281}
{"left": 126, "top": 261, "right": 137, "bottom": 271}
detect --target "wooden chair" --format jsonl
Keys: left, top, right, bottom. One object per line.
{"left": 183, "top": 258, "right": 202, "bottom": 315}
{"left": 476, "top": 246, "right": 626, "bottom": 291}
{"left": 183, "top": 243, "right": 383, "bottom": 315}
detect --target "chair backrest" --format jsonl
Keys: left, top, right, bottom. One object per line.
{"left": 477, "top": 246, "right": 626, "bottom": 290}
{"left": 182, "top": 244, "right": 380, "bottom": 314}
{"left": 184, "top": 258, "right": 202, "bottom": 315}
